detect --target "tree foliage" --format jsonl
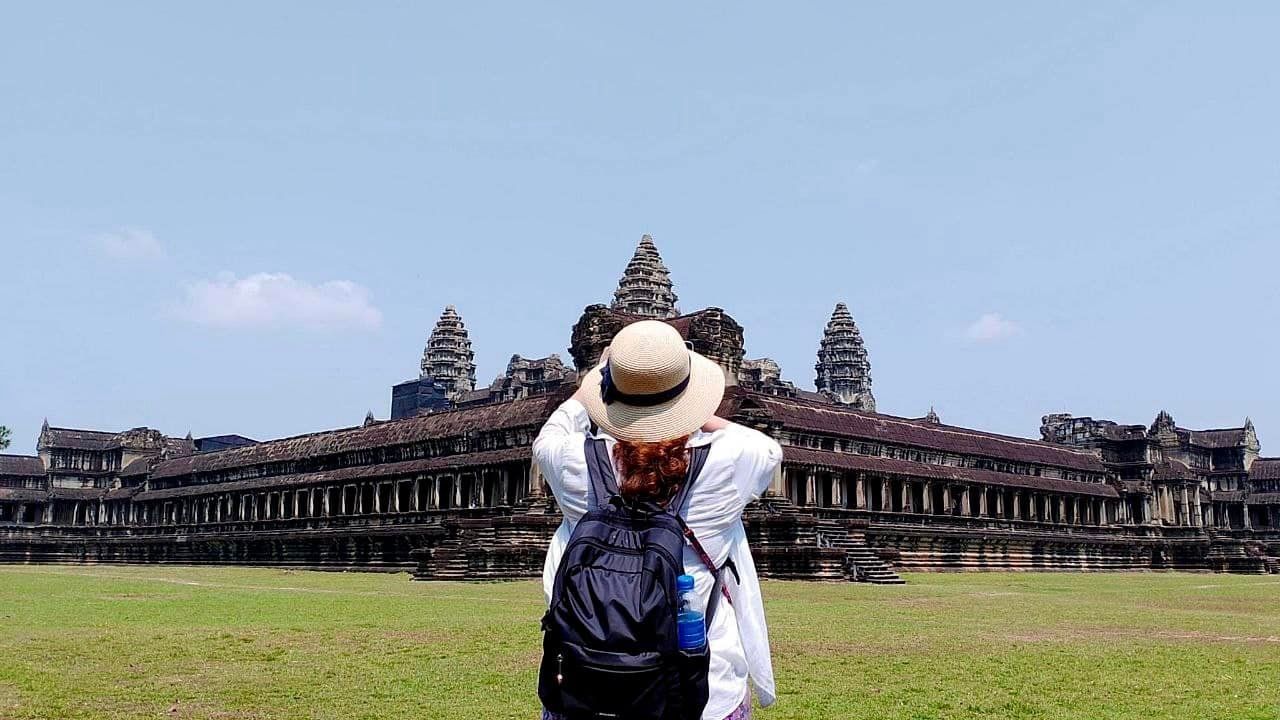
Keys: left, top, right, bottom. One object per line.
{"left": 0, "top": 425, "right": 10, "bottom": 451}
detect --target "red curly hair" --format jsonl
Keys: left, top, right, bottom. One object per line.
{"left": 612, "top": 435, "right": 691, "bottom": 505}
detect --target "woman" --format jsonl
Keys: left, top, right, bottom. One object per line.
{"left": 533, "top": 320, "right": 782, "bottom": 720}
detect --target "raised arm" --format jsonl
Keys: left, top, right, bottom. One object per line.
{"left": 532, "top": 386, "right": 598, "bottom": 516}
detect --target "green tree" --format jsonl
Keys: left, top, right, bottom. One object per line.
{"left": 0, "top": 426, "right": 10, "bottom": 451}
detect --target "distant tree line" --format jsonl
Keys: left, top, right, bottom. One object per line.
{"left": 0, "top": 426, "right": 10, "bottom": 451}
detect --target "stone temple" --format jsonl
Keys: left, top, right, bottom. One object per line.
{"left": 2, "top": 236, "right": 1278, "bottom": 580}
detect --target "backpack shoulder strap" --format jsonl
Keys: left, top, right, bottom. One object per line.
{"left": 667, "top": 445, "right": 710, "bottom": 519}
{"left": 582, "top": 436, "right": 619, "bottom": 509}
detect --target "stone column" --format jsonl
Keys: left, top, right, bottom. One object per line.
{"left": 900, "top": 481, "right": 911, "bottom": 513}
{"left": 767, "top": 463, "right": 785, "bottom": 497}
{"left": 831, "top": 475, "right": 844, "bottom": 508}
{"left": 880, "top": 478, "right": 891, "bottom": 512}
{"left": 979, "top": 487, "right": 989, "bottom": 517}
{"left": 453, "top": 477, "right": 463, "bottom": 509}
{"left": 1191, "top": 491, "right": 1202, "bottom": 527}
{"left": 855, "top": 476, "right": 867, "bottom": 510}
{"left": 1012, "top": 491, "right": 1022, "bottom": 520}
{"left": 922, "top": 481, "right": 933, "bottom": 514}
{"left": 957, "top": 486, "right": 971, "bottom": 516}
{"left": 942, "top": 485, "right": 952, "bottom": 515}
{"left": 1179, "top": 486, "right": 1191, "bottom": 526}
{"left": 995, "top": 491, "right": 1004, "bottom": 519}
{"left": 805, "top": 470, "right": 818, "bottom": 507}
{"left": 535, "top": 464, "right": 546, "bottom": 498}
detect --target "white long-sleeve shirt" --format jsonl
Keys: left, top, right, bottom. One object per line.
{"left": 532, "top": 398, "right": 782, "bottom": 718}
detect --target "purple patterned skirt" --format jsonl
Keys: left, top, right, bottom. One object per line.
{"left": 541, "top": 691, "right": 751, "bottom": 720}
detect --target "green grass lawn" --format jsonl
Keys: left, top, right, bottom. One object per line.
{"left": 0, "top": 566, "right": 1277, "bottom": 719}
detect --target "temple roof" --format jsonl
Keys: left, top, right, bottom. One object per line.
{"left": 39, "top": 427, "right": 121, "bottom": 451}
{"left": 136, "top": 447, "right": 530, "bottom": 501}
{"left": 1153, "top": 459, "right": 1197, "bottom": 481}
{"left": 725, "top": 389, "right": 1105, "bottom": 473}
{"left": 48, "top": 487, "right": 107, "bottom": 500}
{"left": 37, "top": 425, "right": 192, "bottom": 455}
{"left": 149, "top": 389, "right": 572, "bottom": 480}
{"left": 1102, "top": 424, "right": 1149, "bottom": 441}
{"left": 0, "top": 488, "right": 46, "bottom": 502}
{"left": 0, "top": 454, "right": 45, "bottom": 477}
{"left": 120, "top": 457, "right": 153, "bottom": 477}
{"left": 1189, "top": 428, "right": 1250, "bottom": 449}
{"left": 1249, "top": 458, "right": 1280, "bottom": 481}
{"left": 785, "top": 447, "right": 1118, "bottom": 497}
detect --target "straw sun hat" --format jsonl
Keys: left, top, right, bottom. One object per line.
{"left": 579, "top": 320, "right": 726, "bottom": 443}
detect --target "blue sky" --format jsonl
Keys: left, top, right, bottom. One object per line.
{"left": 2, "top": 2, "right": 1278, "bottom": 454}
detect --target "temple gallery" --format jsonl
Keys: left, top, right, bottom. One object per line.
{"left": 2, "top": 236, "right": 1277, "bottom": 581}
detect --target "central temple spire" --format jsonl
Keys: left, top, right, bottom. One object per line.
{"left": 611, "top": 234, "right": 680, "bottom": 319}
{"left": 815, "top": 302, "right": 876, "bottom": 412}
{"left": 420, "top": 305, "right": 476, "bottom": 401}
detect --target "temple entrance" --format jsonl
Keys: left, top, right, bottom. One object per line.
{"left": 815, "top": 474, "right": 832, "bottom": 508}
{"left": 459, "top": 475, "right": 476, "bottom": 508}
{"left": 787, "top": 470, "right": 807, "bottom": 506}
{"left": 482, "top": 472, "right": 502, "bottom": 507}
{"left": 438, "top": 477, "right": 455, "bottom": 510}
{"left": 911, "top": 482, "right": 925, "bottom": 514}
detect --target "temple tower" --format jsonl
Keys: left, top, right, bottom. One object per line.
{"left": 420, "top": 305, "right": 477, "bottom": 401}
{"left": 815, "top": 302, "right": 876, "bottom": 412}
{"left": 611, "top": 234, "right": 680, "bottom": 319}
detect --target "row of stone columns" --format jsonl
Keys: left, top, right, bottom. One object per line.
{"left": 127, "top": 462, "right": 538, "bottom": 526}
{"left": 791, "top": 467, "right": 1119, "bottom": 527}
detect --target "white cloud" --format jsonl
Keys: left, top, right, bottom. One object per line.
{"left": 92, "top": 227, "right": 164, "bottom": 260}
{"left": 177, "top": 272, "right": 383, "bottom": 331}
{"left": 963, "top": 313, "right": 1021, "bottom": 343}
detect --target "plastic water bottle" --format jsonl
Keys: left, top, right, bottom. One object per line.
{"left": 676, "top": 574, "right": 706, "bottom": 651}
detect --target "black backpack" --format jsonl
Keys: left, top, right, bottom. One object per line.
{"left": 538, "top": 436, "right": 720, "bottom": 720}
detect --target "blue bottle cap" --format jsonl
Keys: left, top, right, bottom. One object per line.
{"left": 676, "top": 574, "right": 695, "bottom": 592}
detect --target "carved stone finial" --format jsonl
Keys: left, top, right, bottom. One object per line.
{"left": 1151, "top": 410, "right": 1176, "bottom": 434}
{"left": 924, "top": 407, "right": 941, "bottom": 424}
{"left": 815, "top": 302, "right": 876, "bottom": 412}
{"left": 364, "top": 410, "right": 377, "bottom": 427}
{"left": 420, "top": 305, "right": 477, "bottom": 402}
{"left": 611, "top": 234, "right": 680, "bottom": 319}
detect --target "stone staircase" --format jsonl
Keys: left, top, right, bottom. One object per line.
{"left": 1263, "top": 556, "right": 1280, "bottom": 575}
{"left": 1206, "top": 539, "right": 1269, "bottom": 575}
{"left": 814, "top": 518, "right": 905, "bottom": 585}
{"left": 411, "top": 514, "right": 560, "bottom": 581}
